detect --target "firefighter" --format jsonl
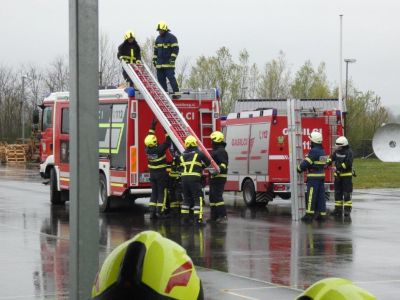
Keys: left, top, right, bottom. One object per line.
{"left": 297, "top": 130, "right": 327, "bottom": 223}
{"left": 153, "top": 21, "right": 181, "bottom": 99}
{"left": 208, "top": 131, "right": 228, "bottom": 223}
{"left": 167, "top": 144, "right": 183, "bottom": 218}
{"left": 91, "top": 231, "right": 204, "bottom": 300}
{"left": 144, "top": 119, "right": 171, "bottom": 219}
{"left": 117, "top": 30, "right": 142, "bottom": 87}
{"left": 180, "top": 135, "right": 211, "bottom": 225}
{"left": 328, "top": 136, "right": 354, "bottom": 218}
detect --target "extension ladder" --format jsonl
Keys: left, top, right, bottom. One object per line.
{"left": 287, "top": 99, "right": 306, "bottom": 221}
{"left": 121, "top": 61, "right": 220, "bottom": 172}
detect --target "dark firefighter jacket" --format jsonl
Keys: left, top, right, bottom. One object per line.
{"left": 297, "top": 143, "right": 326, "bottom": 178}
{"left": 211, "top": 141, "right": 228, "bottom": 179}
{"left": 145, "top": 130, "right": 171, "bottom": 173}
{"left": 330, "top": 146, "right": 353, "bottom": 177}
{"left": 153, "top": 32, "right": 179, "bottom": 68}
{"left": 179, "top": 147, "right": 210, "bottom": 177}
{"left": 117, "top": 40, "right": 141, "bottom": 64}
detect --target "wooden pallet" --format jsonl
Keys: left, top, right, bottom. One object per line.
{"left": 6, "top": 144, "right": 27, "bottom": 163}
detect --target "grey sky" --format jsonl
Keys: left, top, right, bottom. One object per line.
{"left": 1, "top": 0, "right": 399, "bottom": 113}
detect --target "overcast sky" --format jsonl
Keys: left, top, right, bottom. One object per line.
{"left": 1, "top": 0, "right": 399, "bottom": 113}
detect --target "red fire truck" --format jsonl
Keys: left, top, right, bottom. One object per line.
{"left": 223, "top": 104, "right": 342, "bottom": 206}
{"left": 39, "top": 88, "right": 220, "bottom": 212}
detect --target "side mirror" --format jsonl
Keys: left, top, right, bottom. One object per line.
{"left": 32, "top": 109, "right": 39, "bottom": 124}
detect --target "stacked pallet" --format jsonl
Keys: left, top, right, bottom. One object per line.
{"left": 6, "top": 144, "right": 26, "bottom": 163}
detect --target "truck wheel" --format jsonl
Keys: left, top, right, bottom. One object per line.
{"left": 99, "top": 173, "right": 110, "bottom": 212}
{"left": 50, "top": 168, "right": 64, "bottom": 205}
{"left": 242, "top": 179, "right": 256, "bottom": 207}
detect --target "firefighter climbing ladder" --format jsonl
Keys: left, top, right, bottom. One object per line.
{"left": 287, "top": 99, "right": 306, "bottom": 221}
{"left": 121, "top": 61, "right": 220, "bottom": 172}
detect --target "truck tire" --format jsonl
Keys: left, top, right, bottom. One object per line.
{"left": 256, "top": 191, "right": 274, "bottom": 206}
{"left": 99, "top": 173, "right": 110, "bottom": 213}
{"left": 50, "top": 168, "right": 64, "bottom": 205}
{"left": 242, "top": 179, "right": 256, "bottom": 207}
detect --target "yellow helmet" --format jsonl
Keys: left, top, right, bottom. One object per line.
{"left": 296, "top": 277, "right": 376, "bottom": 300}
{"left": 210, "top": 131, "right": 224, "bottom": 143}
{"left": 144, "top": 135, "right": 157, "bottom": 147}
{"left": 124, "top": 30, "right": 135, "bottom": 40}
{"left": 185, "top": 135, "right": 197, "bottom": 148}
{"left": 156, "top": 21, "right": 169, "bottom": 31}
{"left": 92, "top": 231, "right": 204, "bottom": 300}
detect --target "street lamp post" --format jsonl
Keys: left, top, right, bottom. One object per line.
{"left": 21, "top": 75, "right": 28, "bottom": 141}
{"left": 344, "top": 58, "right": 356, "bottom": 104}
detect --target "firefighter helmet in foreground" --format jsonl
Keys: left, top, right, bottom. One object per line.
{"left": 185, "top": 135, "right": 197, "bottom": 148}
{"left": 124, "top": 30, "right": 135, "bottom": 40}
{"left": 210, "top": 131, "right": 224, "bottom": 143}
{"left": 145, "top": 135, "right": 157, "bottom": 147}
{"left": 92, "top": 231, "right": 204, "bottom": 300}
{"left": 156, "top": 21, "right": 169, "bottom": 31}
{"left": 309, "top": 130, "right": 323, "bottom": 144}
{"left": 296, "top": 277, "right": 376, "bottom": 300}
{"left": 335, "top": 136, "right": 349, "bottom": 147}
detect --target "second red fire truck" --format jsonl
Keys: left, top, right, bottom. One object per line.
{"left": 223, "top": 100, "right": 343, "bottom": 206}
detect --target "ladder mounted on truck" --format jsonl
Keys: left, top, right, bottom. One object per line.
{"left": 287, "top": 99, "right": 306, "bottom": 221}
{"left": 121, "top": 61, "right": 220, "bottom": 172}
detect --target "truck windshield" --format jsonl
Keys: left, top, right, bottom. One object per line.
{"left": 42, "top": 106, "right": 53, "bottom": 131}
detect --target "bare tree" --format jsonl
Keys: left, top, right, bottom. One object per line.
{"left": 99, "top": 32, "right": 120, "bottom": 87}
{"left": 44, "top": 56, "right": 69, "bottom": 93}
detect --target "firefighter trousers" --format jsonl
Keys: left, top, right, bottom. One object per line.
{"left": 181, "top": 176, "right": 203, "bottom": 222}
{"left": 334, "top": 175, "right": 353, "bottom": 214}
{"left": 305, "top": 178, "right": 326, "bottom": 218}
{"left": 209, "top": 178, "right": 227, "bottom": 220}
{"left": 157, "top": 68, "right": 179, "bottom": 94}
{"left": 167, "top": 177, "right": 183, "bottom": 216}
{"left": 149, "top": 170, "right": 168, "bottom": 217}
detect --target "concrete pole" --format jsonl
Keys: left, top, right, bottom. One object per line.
{"left": 69, "top": 0, "right": 99, "bottom": 299}
{"left": 338, "top": 15, "right": 343, "bottom": 114}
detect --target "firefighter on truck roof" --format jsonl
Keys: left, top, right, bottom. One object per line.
{"left": 153, "top": 21, "right": 181, "bottom": 99}
{"left": 180, "top": 135, "right": 211, "bottom": 225}
{"left": 208, "top": 131, "right": 228, "bottom": 223}
{"left": 117, "top": 30, "right": 142, "bottom": 87}
{"left": 327, "top": 136, "right": 354, "bottom": 218}
{"left": 144, "top": 119, "right": 171, "bottom": 219}
{"left": 297, "top": 130, "right": 327, "bottom": 223}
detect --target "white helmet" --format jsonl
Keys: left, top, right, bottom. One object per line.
{"left": 309, "top": 130, "right": 323, "bottom": 144}
{"left": 335, "top": 136, "right": 349, "bottom": 147}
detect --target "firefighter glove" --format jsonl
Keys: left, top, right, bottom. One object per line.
{"left": 297, "top": 165, "right": 302, "bottom": 174}
{"left": 152, "top": 58, "right": 157, "bottom": 67}
{"left": 136, "top": 60, "right": 141, "bottom": 64}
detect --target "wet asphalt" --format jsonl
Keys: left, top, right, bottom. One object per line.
{"left": 0, "top": 163, "right": 399, "bottom": 299}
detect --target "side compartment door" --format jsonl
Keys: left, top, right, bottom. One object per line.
{"left": 225, "top": 124, "right": 250, "bottom": 176}
{"left": 248, "top": 122, "right": 270, "bottom": 176}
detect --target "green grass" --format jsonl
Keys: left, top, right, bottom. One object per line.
{"left": 353, "top": 158, "right": 400, "bottom": 189}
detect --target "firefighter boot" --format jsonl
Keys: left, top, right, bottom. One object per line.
{"left": 315, "top": 212, "right": 327, "bottom": 223}
{"left": 331, "top": 206, "right": 343, "bottom": 217}
{"left": 344, "top": 206, "right": 352, "bottom": 217}
{"left": 301, "top": 213, "right": 314, "bottom": 223}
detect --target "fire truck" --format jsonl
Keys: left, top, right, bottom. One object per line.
{"left": 223, "top": 100, "right": 343, "bottom": 207}
{"left": 38, "top": 87, "right": 220, "bottom": 212}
